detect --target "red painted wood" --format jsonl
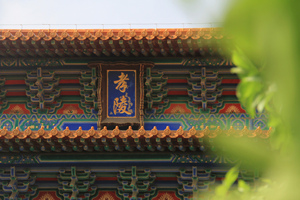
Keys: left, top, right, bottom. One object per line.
{"left": 167, "top": 79, "right": 187, "bottom": 84}
{"left": 221, "top": 79, "right": 240, "bottom": 84}
{"left": 2, "top": 104, "right": 30, "bottom": 114}
{"left": 222, "top": 91, "right": 236, "bottom": 95}
{"left": 60, "top": 91, "right": 80, "bottom": 95}
{"left": 6, "top": 92, "right": 26, "bottom": 96}
{"left": 167, "top": 91, "right": 188, "bottom": 95}
{"left": 5, "top": 80, "right": 25, "bottom": 85}
{"left": 219, "top": 103, "right": 246, "bottom": 113}
{"left": 59, "top": 79, "right": 80, "bottom": 84}
{"left": 57, "top": 104, "right": 85, "bottom": 114}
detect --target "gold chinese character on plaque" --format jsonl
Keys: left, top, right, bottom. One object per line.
{"left": 113, "top": 93, "right": 133, "bottom": 115}
{"left": 114, "top": 72, "right": 129, "bottom": 93}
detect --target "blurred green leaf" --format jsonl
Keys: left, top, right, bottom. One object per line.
{"left": 224, "top": 165, "right": 239, "bottom": 188}
{"left": 215, "top": 165, "right": 239, "bottom": 198}
{"left": 214, "top": 136, "right": 274, "bottom": 170}
{"left": 231, "top": 49, "right": 269, "bottom": 117}
{"left": 215, "top": 185, "right": 228, "bottom": 198}
{"left": 238, "top": 180, "right": 250, "bottom": 193}
{"left": 232, "top": 48, "right": 259, "bottom": 77}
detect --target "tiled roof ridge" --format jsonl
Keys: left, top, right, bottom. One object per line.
{"left": 0, "top": 28, "right": 225, "bottom": 41}
{"left": 0, "top": 125, "right": 271, "bottom": 139}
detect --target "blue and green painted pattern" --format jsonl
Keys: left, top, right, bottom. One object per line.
{"left": 0, "top": 113, "right": 268, "bottom": 131}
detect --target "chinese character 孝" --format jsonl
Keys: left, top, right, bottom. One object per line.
{"left": 113, "top": 93, "right": 133, "bottom": 115}
{"left": 114, "top": 72, "right": 129, "bottom": 93}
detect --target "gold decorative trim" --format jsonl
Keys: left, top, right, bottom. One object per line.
{"left": 0, "top": 125, "right": 271, "bottom": 139}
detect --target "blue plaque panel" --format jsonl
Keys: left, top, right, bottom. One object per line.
{"left": 107, "top": 70, "right": 136, "bottom": 118}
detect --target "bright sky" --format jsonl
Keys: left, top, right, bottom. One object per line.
{"left": 0, "top": 0, "right": 231, "bottom": 29}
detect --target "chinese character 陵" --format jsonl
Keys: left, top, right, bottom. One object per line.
{"left": 113, "top": 93, "right": 133, "bottom": 115}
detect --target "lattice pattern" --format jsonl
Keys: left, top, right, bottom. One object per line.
{"left": 79, "top": 68, "right": 97, "bottom": 114}
{"left": 145, "top": 67, "right": 168, "bottom": 114}
{"left": 0, "top": 77, "right": 7, "bottom": 110}
{"left": 58, "top": 167, "right": 96, "bottom": 200}
{"left": 0, "top": 167, "right": 37, "bottom": 200}
{"left": 187, "top": 67, "right": 223, "bottom": 113}
{"left": 117, "top": 166, "right": 156, "bottom": 200}
{"left": 25, "top": 68, "right": 61, "bottom": 113}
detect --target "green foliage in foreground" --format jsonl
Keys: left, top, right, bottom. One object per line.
{"left": 215, "top": 165, "right": 240, "bottom": 199}
{"left": 212, "top": 0, "right": 300, "bottom": 199}
{"left": 231, "top": 49, "right": 274, "bottom": 117}
{"left": 181, "top": 0, "right": 300, "bottom": 198}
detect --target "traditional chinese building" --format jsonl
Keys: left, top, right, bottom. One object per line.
{"left": 0, "top": 28, "right": 269, "bottom": 200}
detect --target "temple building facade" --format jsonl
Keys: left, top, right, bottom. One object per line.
{"left": 0, "top": 28, "right": 269, "bottom": 200}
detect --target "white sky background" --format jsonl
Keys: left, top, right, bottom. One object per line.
{"left": 0, "top": 0, "right": 231, "bottom": 29}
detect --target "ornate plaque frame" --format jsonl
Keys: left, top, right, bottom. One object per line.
{"left": 92, "top": 62, "right": 152, "bottom": 130}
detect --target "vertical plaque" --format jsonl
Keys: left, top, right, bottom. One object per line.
{"left": 107, "top": 70, "right": 136, "bottom": 118}
{"left": 94, "top": 62, "right": 152, "bottom": 130}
